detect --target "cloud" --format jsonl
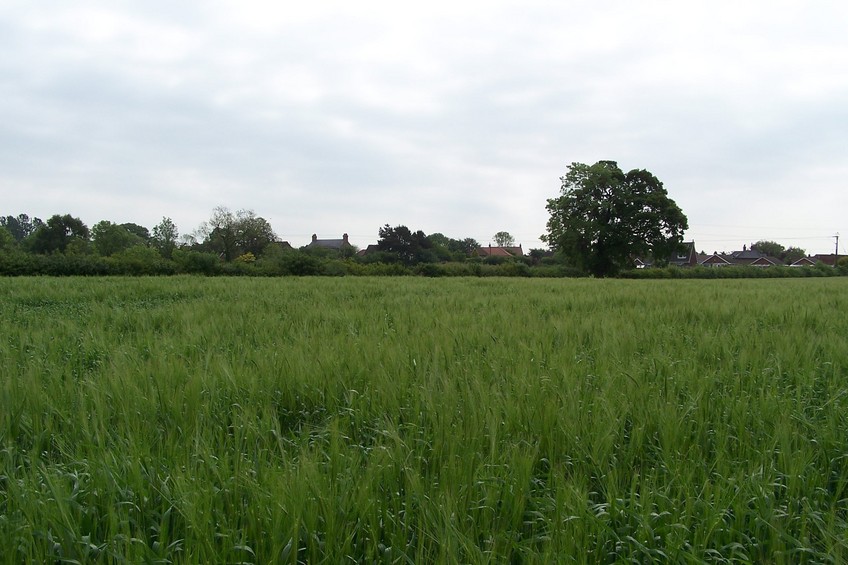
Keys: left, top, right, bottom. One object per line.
{"left": 1, "top": 1, "right": 846, "bottom": 252}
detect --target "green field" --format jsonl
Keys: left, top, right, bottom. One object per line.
{"left": 1, "top": 276, "right": 847, "bottom": 563}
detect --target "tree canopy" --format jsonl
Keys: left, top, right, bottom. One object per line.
{"left": 152, "top": 217, "right": 179, "bottom": 259}
{"left": 28, "top": 214, "right": 90, "bottom": 255}
{"left": 1, "top": 214, "right": 43, "bottom": 242}
{"left": 493, "top": 231, "right": 515, "bottom": 247}
{"left": 427, "top": 233, "right": 481, "bottom": 261}
{"left": 542, "top": 161, "right": 688, "bottom": 277}
{"left": 198, "top": 207, "right": 276, "bottom": 261}
{"left": 751, "top": 240, "right": 807, "bottom": 264}
{"left": 377, "top": 224, "right": 434, "bottom": 265}
{"left": 91, "top": 221, "right": 145, "bottom": 257}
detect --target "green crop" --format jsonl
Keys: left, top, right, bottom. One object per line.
{"left": 1, "top": 276, "right": 846, "bottom": 563}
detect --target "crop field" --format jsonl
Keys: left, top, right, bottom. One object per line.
{"left": 1, "top": 276, "right": 847, "bottom": 563}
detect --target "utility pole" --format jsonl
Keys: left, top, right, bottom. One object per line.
{"left": 836, "top": 233, "right": 840, "bottom": 257}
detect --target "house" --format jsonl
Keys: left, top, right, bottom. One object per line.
{"left": 274, "top": 241, "right": 293, "bottom": 250}
{"left": 790, "top": 257, "right": 816, "bottom": 267}
{"left": 695, "top": 245, "right": 782, "bottom": 268}
{"left": 634, "top": 257, "right": 652, "bottom": 269}
{"left": 811, "top": 254, "right": 847, "bottom": 266}
{"left": 356, "top": 244, "right": 381, "bottom": 257}
{"left": 308, "top": 233, "right": 353, "bottom": 251}
{"left": 635, "top": 241, "right": 695, "bottom": 268}
{"left": 698, "top": 253, "right": 732, "bottom": 267}
{"left": 669, "top": 241, "right": 698, "bottom": 267}
{"left": 745, "top": 256, "right": 781, "bottom": 267}
{"left": 474, "top": 244, "right": 523, "bottom": 258}
{"left": 726, "top": 247, "right": 780, "bottom": 266}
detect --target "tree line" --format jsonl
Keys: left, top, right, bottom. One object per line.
{"left": 0, "top": 207, "right": 573, "bottom": 277}
{"left": 3, "top": 161, "right": 843, "bottom": 277}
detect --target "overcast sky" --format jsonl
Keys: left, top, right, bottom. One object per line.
{"left": 2, "top": 1, "right": 846, "bottom": 254}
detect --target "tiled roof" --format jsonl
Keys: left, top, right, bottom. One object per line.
{"left": 476, "top": 245, "right": 523, "bottom": 257}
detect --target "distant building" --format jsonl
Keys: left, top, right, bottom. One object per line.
{"left": 669, "top": 241, "right": 698, "bottom": 267}
{"left": 474, "top": 244, "right": 524, "bottom": 258}
{"left": 308, "top": 233, "right": 353, "bottom": 251}
{"left": 810, "top": 254, "right": 847, "bottom": 266}
{"left": 790, "top": 257, "right": 816, "bottom": 267}
{"left": 356, "top": 244, "right": 381, "bottom": 257}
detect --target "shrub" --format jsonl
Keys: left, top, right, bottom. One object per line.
{"left": 172, "top": 249, "right": 221, "bottom": 275}
{"left": 111, "top": 246, "right": 176, "bottom": 275}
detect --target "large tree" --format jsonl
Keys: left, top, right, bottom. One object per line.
{"left": 1, "top": 214, "right": 43, "bottom": 242}
{"left": 198, "top": 207, "right": 277, "bottom": 261}
{"left": 0, "top": 225, "right": 15, "bottom": 251}
{"left": 91, "top": 221, "right": 144, "bottom": 256}
{"left": 750, "top": 240, "right": 807, "bottom": 264}
{"left": 28, "top": 214, "right": 90, "bottom": 255}
{"left": 493, "top": 231, "right": 515, "bottom": 247}
{"left": 120, "top": 222, "right": 151, "bottom": 242}
{"left": 377, "top": 224, "right": 434, "bottom": 265}
{"left": 427, "top": 233, "right": 480, "bottom": 260}
{"left": 542, "top": 161, "right": 688, "bottom": 277}
{"left": 151, "top": 217, "right": 179, "bottom": 259}
{"left": 236, "top": 210, "right": 276, "bottom": 257}
{"left": 750, "top": 240, "right": 785, "bottom": 258}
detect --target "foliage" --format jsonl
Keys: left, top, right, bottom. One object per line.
{"left": 91, "top": 220, "right": 145, "bottom": 257}
{"left": 620, "top": 264, "right": 842, "bottom": 279}
{"left": 27, "top": 214, "right": 91, "bottom": 254}
{"left": 0, "top": 226, "right": 15, "bottom": 251}
{"left": 377, "top": 224, "right": 436, "bottom": 265}
{"left": 2, "top": 277, "right": 848, "bottom": 562}
{"left": 236, "top": 210, "right": 277, "bottom": 256}
{"left": 493, "top": 230, "right": 515, "bottom": 247}
{"left": 782, "top": 246, "right": 807, "bottom": 264}
{"left": 0, "top": 213, "right": 43, "bottom": 241}
{"left": 171, "top": 249, "right": 221, "bottom": 275}
{"left": 750, "top": 240, "right": 785, "bottom": 259}
{"left": 110, "top": 246, "right": 176, "bottom": 275}
{"left": 197, "top": 207, "right": 277, "bottom": 261}
{"left": 120, "top": 222, "right": 151, "bottom": 241}
{"left": 426, "top": 233, "right": 480, "bottom": 261}
{"left": 750, "top": 241, "right": 808, "bottom": 264}
{"left": 151, "top": 217, "right": 179, "bottom": 259}
{"left": 542, "top": 161, "right": 688, "bottom": 277}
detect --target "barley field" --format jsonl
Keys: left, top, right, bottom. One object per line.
{"left": 1, "top": 276, "right": 847, "bottom": 563}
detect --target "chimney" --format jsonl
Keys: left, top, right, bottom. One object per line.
{"left": 343, "top": 233, "right": 349, "bottom": 244}
{"left": 311, "top": 234, "right": 318, "bottom": 243}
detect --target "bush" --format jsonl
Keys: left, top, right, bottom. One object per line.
{"left": 619, "top": 264, "right": 840, "bottom": 279}
{"left": 42, "top": 254, "right": 110, "bottom": 276}
{"left": 110, "top": 246, "right": 176, "bottom": 276}
{"left": 346, "top": 262, "right": 412, "bottom": 276}
{"left": 172, "top": 250, "right": 221, "bottom": 275}
{"left": 0, "top": 250, "right": 42, "bottom": 276}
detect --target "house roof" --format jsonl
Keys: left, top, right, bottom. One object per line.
{"left": 308, "top": 233, "right": 351, "bottom": 250}
{"left": 747, "top": 256, "right": 780, "bottom": 267}
{"left": 669, "top": 241, "right": 697, "bottom": 266}
{"left": 698, "top": 249, "right": 785, "bottom": 267}
{"left": 790, "top": 257, "right": 816, "bottom": 266}
{"left": 730, "top": 249, "right": 764, "bottom": 261}
{"left": 356, "top": 244, "right": 380, "bottom": 256}
{"left": 811, "top": 254, "right": 846, "bottom": 266}
{"left": 475, "top": 245, "right": 523, "bottom": 257}
{"left": 699, "top": 253, "right": 731, "bottom": 265}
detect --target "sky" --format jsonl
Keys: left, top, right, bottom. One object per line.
{"left": 1, "top": 1, "right": 846, "bottom": 255}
